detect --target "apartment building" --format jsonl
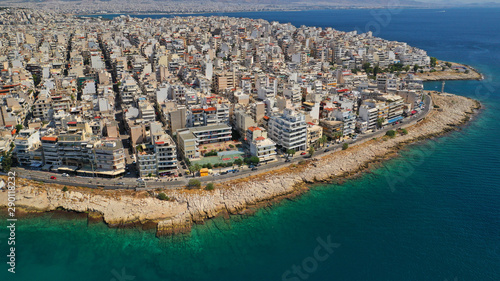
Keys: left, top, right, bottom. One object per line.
{"left": 319, "top": 120, "right": 344, "bottom": 139}
{"left": 14, "top": 129, "right": 42, "bottom": 166}
{"left": 247, "top": 126, "right": 277, "bottom": 162}
{"left": 94, "top": 139, "right": 126, "bottom": 177}
{"left": 268, "top": 108, "right": 307, "bottom": 152}
{"left": 306, "top": 123, "right": 323, "bottom": 146}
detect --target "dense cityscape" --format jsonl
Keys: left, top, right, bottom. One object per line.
{"left": 0, "top": 8, "right": 457, "bottom": 186}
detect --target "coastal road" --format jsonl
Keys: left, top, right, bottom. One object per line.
{"left": 10, "top": 93, "right": 432, "bottom": 190}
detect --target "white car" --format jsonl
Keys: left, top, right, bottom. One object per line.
{"left": 62, "top": 173, "right": 70, "bottom": 177}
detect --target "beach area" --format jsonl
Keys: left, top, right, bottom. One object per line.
{"left": 0, "top": 91, "right": 481, "bottom": 237}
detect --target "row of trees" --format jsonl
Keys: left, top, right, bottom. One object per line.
{"left": 188, "top": 156, "right": 260, "bottom": 175}
{"left": 360, "top": 62, "right": 421, "bottom": 76}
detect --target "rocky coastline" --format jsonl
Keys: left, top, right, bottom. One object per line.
{"left": 0, "top": 92, "right": 481, "bottom": 237}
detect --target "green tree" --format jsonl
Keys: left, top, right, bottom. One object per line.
{"left": 1, "top": 152, "right": 12, "bottom": 172}
{"left": 62, "top": 186, "right": 69, "bottom": 192}
{"left": 376, "top": 118, "right": 385, "bottom": 129}
{"left": 333, "top": 132, "right": 343, "bottom": 141}
{"left": 386, "top": 130, "right": 396, "bottom": 138}
{"left": 250, "top": 156, "right": 260, "bottom": 164}
{"left": 188, "top": 179, "right": 201, "bottom": 189}
{"left": 318, "top": 135, "right": 328, "bottom": 147}
{"left": 286, "top": 149, "right": 296, "bottom": 157}
{"left": 401, "top": 128, "right": 408, "bottom": 135}
{"left": 15, "top": 124, "right": 23, "bottom": 132}
{"left": 157, "top": 192, "right": 170, "bottom": 201}
{"left": 362, "top": 62, "right": 371, "bottom": 71}
{"left": 413, "top": 64, "right": 420, "bottom": 72}
{"left": 205, "top": 183, "right": 215, "bottom": 191}
{"left": 234, "top": 158, "right": 243, "bottom": 166}
{"left": 189, "top": 164, "right": 201, "bottom": 177}
{"left": 308, "top": 146, "right": 315, "bottom": 157}
{"left": 342, "top": 143, "right": 349, "bottom": 150}
{"left": 430, "top": 57, "right": 437, "bottom": 67}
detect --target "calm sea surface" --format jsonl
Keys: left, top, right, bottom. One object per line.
{"left": 2, "top": 8, "right": 500, "bottom": 281}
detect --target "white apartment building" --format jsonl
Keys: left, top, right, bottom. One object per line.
{"left": 14, "top": 129, "right": 42, "bottom": 166}
{"left": 268, "top": 108, "right": 307, "bottom": 152}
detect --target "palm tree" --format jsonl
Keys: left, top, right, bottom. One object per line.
{"left": 308, "top": 146, "right": 315, "bottom": 157}
{"left": 318, "top": 135, "right": 328, "bottom": 147}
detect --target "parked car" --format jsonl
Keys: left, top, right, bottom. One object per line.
{"left": 62, "top": 173, "right": 70, "bottom": 177}
{"left": 285, "top": 159, "right": 291, "bottom": 163}
{"left": 117, "top": 182, "right": 124, "bottom": 186}
{"left": 50, "top": 176, "right": 57, "bottom": 180}
{"left": 325, "top": 149, "right": 330, "bottom": 152}
{"left": 251, "top": 167, "right": 258, "bottom": 171}
{"left": 300, "top": 152, "right": 307, "bottom": 155}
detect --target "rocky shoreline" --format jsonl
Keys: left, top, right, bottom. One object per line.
{"left": 0, "top": 92, "right": 481, "bottom": 237}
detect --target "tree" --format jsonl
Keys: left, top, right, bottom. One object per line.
{"left": 188, "top": 179, "right": 201, "bottom": 189}
{"left": 234, "top": 158, "right": 243, "bottom": 166}
{"left": 1, "top": 152, "right": 12, "bottom": 172}
{"left": 62, "top": 186, "right": 68, "bottom": 192}
{"left": 250, "top": 156, "right": 260, "bottom": 165}
{"left": 373, "top": 65, "right": 381, "bottom": 76}
{"left": 157, "top": 193, "right": 170, "bottom": 201}
{"left": 362, "top": 62, "right": 371, "bottom": 71}
{"left": 445, "top": 62, "right": 452, "bottom": 68}
{"left": 308, "top": 146, "right": 315, "bottom": 157}
{"left": 333, "top": 132, "right": 343, "bottom": 141}
{"left": 205, "top": 183, "right": 215, "bottom": 191}
{"left": 401, "top": 128, "right": 408, "bottom": 135}
{"left": 342, "top": 143, "right": 349, "bottom": 150}
{"left": 286, "top": 149, "right": 296, "bottom": 157}
{"left": 15, "top": 124, "right": 23, "bottom": 132}
{"left": 376, "top": 118, "right": 385, "bottom": 129}
{"left": 318, "top": 135, "right": 328, "bottom": 147}
{"left": 189, "top": 164, "right": 201, "bottom": 177}
{"left": 430, "top": 57, "right": 437, "bottom": 67}
{"left": 206, "top": 163, "right": 212, "bottom": 169}
{"left": 386, "top": 130, "right": 396, "bottom": 138}
{"left": 413, "top": 64, "right": 420, "bottom": 72}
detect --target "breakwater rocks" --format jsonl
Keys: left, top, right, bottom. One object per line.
{"left": 0, "top": 93, "right": 480, "bottom": 237}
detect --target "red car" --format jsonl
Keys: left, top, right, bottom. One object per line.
{"left": 50, "top": 176, "right": 57, "bottom": 180}
{"left": 300, "top": 152, "right": 307, "bottom": 155}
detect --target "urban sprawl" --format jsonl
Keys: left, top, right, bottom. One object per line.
{"left": 0, "top": 9, "right": 447, "bottom": 184}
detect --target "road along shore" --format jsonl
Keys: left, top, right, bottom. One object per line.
{"left": 0, "top": 92, "right": 481, "bottom": 237}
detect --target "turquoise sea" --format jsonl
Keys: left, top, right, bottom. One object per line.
{"left": 2, "top": 8, "right": 500, "bottom": 281}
